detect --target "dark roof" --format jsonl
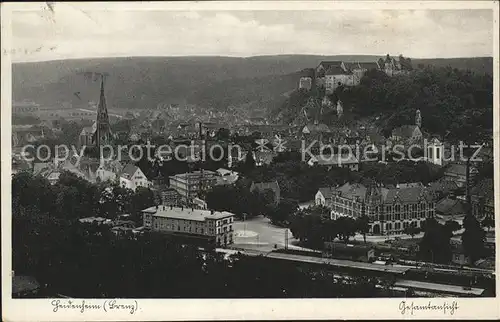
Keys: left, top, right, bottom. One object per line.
{"left": 435, "top": 197, "right": 467, "bottom": 216}
{"left": 382, "top": 186, "right": 433, "bottom": 204}
{"left": 120, "top": 163, "right": 139, "bottom": 179}
{"left": 429, "top": 180, "right": 460, "bottom": 193}
{"left": 325, "top": 65, "right": 350, "bottom": 75}
{"left": 318, "top": 187, "right": 337, "bottom": 199}
{"left": 336, "top": 183, "right": 368, "bottom": 200}
{"left": 318, "top": 61, "right": 343, "bottom": 69}
{"left": 251, "top": 181, "right": 280, "bottom": 193}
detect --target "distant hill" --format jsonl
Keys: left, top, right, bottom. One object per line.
{"left": 12, "top": 55, "right": 493, "bottom": 115}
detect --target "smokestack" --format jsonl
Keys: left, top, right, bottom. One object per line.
{"left": 170, "top": 205, "right": 173, "bottom": 210}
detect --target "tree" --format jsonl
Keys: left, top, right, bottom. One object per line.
{"left": 444, "top": 220, "right": 461, "bottom": 234}
{"left": 403, "top": 222, "right": 421, "bottom": 239}
{"left": 481, "top": 216, "right": 494, "bottom": 232}
{"left": 419, "top": 218, "right": 452, "bottom": 264}
{"left": 462, "top": 214, "right": 486, "bottom": 264}
{"left": 335, "top": 217, "right": 357, "bottom": 243}
{"left": 215, "top": 128, "right": 231, "bottom": 141}
{"left": 242, "top": 151, "right": 256, "bottom": 173}
{"left": 356, "top": 215, "right": 370, "bottom": 243}
{"left": 267, "top": 198, "right": 299, "bottom": 226}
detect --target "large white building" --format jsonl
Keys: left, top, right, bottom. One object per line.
{"left": 316, "top": 182, "right": 435, "bottom": 235}
{"left": 142, "top": 205, "right": 235, "bottom": 247}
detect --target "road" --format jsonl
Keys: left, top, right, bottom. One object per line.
{"left": 232, "top": 216, "right": 311, "bottom": 252}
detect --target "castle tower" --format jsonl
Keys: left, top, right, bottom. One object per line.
{"left": 415, "top": 109, "right": 422, "bottom": 128}
{"left": 94, "top": 76, "right": 112, "bottom": 154}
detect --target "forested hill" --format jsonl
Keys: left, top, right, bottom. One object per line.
{"left": 13, "top": 55, "right": 492, "bottom": 113}
{"left": 277, "top": 67, "right": 493, "bottom": 143}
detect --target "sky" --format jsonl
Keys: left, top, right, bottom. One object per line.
{"left": 10, "top": 3, "right": 494, "bottom": 62}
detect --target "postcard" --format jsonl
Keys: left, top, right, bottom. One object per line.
{"left": 2, "top": 1, "right": 499, "bottom": 320}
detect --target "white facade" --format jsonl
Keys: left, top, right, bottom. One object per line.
{"left": 426, "top": 138, "right": 444, "bottom": 166}
{"left": 120, "top": 167, "right": 151, "bottom": 191}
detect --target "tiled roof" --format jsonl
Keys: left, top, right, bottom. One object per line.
{"left": 120, "top": 163, "right": 139, "bottom": 179}
{"left": 381, "top": 186, "right": 433, "bottom": 204}
{"left": 471, "top": 178, "right": 494, "bottom": 199}
{"left": 318, "top": 61, "right": 343, "bottom": 69}
{"left": 325, "top": 65, "right": 350, "bottom": 75}
{"left": 336, "top": 182, "right": 368, "bottom": 200}
{"left": 429, "top": 180, "right": 460, "bottom": 193}
{"left": 318, "top": 187, "right": 337, "bottom": 199}
{"left": 435, "top": 197, "right": 467, "bottom": 216}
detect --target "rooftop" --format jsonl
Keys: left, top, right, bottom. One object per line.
{"left": 142, "top": 205, "right": 234, "bottom": 221}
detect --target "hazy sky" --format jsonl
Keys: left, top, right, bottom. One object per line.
{"left": 10, "top": 3, "right": 494, "bottom": 62}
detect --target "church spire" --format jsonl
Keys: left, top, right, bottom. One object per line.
{"left": 94, "top": 75, "right": 112, "bottom": 154}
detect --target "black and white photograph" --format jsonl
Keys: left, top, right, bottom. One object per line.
{"left": 2, "top": 1, "right": 499, "bottom": 320}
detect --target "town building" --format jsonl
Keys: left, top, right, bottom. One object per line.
{"left": 315, "top": 187, "right": 337, "bottom": 206}
{"left": 298, "top": 68, "right": 315, "bottom": 90}
{"left": 471, "top": 178, "right": 494, "bottom": 221}
{"left": 323, "top": 242, "right": 376, "bottom": 262}
{"left": 169, "top": 170, "right": 218, "bottom": 202}
{"left": 250, "top": 181, "right": 281, "bottom": 205}
{"left": 443, "top": 163, "right": 478, "bottom": 188}
{"left": 378, "top": 54, "right": 413, "bottom": 77}
{"left": 435, "top": 196, "right": 467, "bottom": 225}
{"left": 391, "top": 125, "right": 423, "bottom": 144}
{"left": 13, "top": 100, "right": 40, "bottom": 117}
{"left": 79, "top": 122, "right": 97, "bottom": 147}
{"left": 161, "top": 187, "right": 184, "bottom": 207}
{"left": 324, "top": 65, "right": 356, "bottom": 94}
{"left": 307, "top": 154, "right": 360, "bottom": 171}
{"left": 142, "top": 205, "right": 235, "bottom": 247}
{"left": 318, "top": 182, "right": 435, "bottom": 235}
{"left": 119, "top": 163, "right": 151, "bottom": 190}
{"left": 215, "top": 168, "right": 239, "bottom": 186}
{"left": 12, "top": 125, "right": 46, "bottom": 147}
{"left": 428, "top": 179, "right": 460, "bottom": 200}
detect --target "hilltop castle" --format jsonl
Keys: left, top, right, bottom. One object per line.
{"left": 298, "top": 54, "right": 413, "bottom": 93}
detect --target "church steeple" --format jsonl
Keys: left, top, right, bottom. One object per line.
{"left": 415, "top": 109, "right": 422, "bottom": 128}
{"left": 94, "top": 75, "right": 112, "bottom": 153}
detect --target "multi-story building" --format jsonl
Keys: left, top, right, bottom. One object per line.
{"left": 142, "top": 205, "right": 235, "bottom": 247}
{"left": 13, "top": 101, "right": 40, "bottom": 117}
{"left": 169, "top": 170, "right": 217, "bottom": 202}
{"left": 318, "top": 182, "right": 435, "bottom": 235}
{"left": 161, "top": 187, "right": 184, "bottom": 207}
